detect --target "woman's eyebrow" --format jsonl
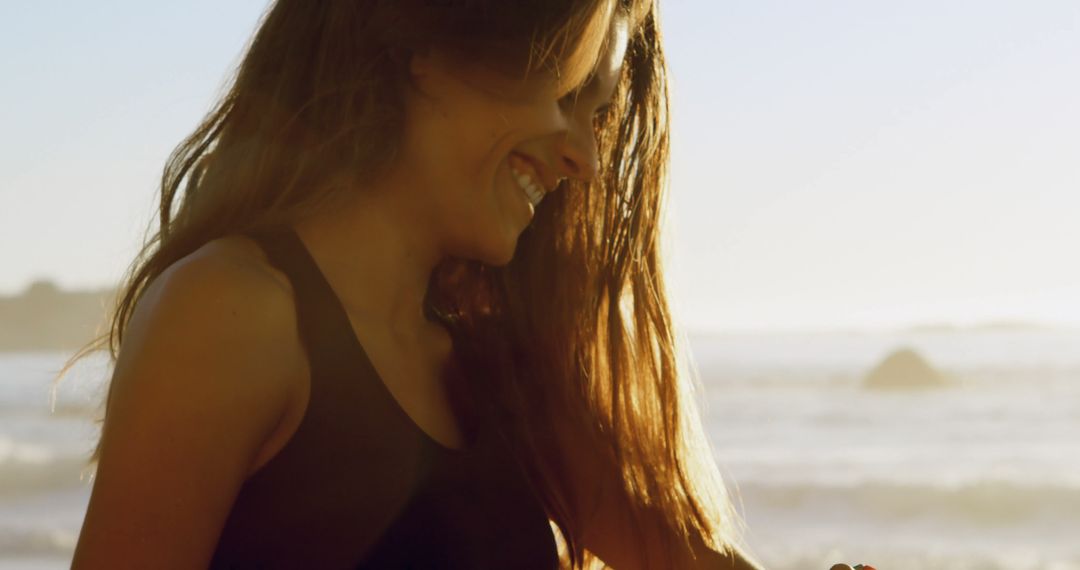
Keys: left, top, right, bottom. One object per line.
{"left": 563, "top": 64, "right": 611, "bottom": 105}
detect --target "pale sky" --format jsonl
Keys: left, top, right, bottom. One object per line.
{"left": 2, "top": 1, "right": 1077, "bottom": 331}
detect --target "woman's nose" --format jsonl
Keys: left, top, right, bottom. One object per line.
{"left": 552, "top": 120, "right": 601, "bottom": 184}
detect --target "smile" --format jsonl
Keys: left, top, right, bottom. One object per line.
{"left": 508, "top": 153, "right": 546, "bottom": 208}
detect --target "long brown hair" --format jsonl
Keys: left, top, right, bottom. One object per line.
{"left": 59, "top": 0, "right": 750, "bottom": 567}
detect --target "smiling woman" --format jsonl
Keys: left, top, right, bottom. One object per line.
{"left": 59, "top": 0, "right": 762, "bottom": 568}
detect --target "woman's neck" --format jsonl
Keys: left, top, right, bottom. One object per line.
{"left": 291, "top": 182, "right": 446, "bottom": 346}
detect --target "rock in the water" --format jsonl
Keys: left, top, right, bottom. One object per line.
{"left": 863, "top": 347, "right": 948, "bottom": 390}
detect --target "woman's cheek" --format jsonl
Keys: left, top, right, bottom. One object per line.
{"left": 511, "top": 99, "right": 570, "bottom": 136}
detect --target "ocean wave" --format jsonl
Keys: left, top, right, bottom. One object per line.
{"left": 0, "top": 525, "right": 76, "bottom": 558}
{"left": 734, "top": 479, "right": 1080, "bottom": 525}
{"left": 758, "top": 545, "right": 1080, "bottom": 570}
{"left": 0, "top": 439, "right": 90, "bottom": 497}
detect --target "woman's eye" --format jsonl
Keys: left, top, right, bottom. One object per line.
{"left": 559, "top": 95, "right": 611, "bottom": 121}
{"left": 558, "top": 91, "right": 582, "bottom": 109}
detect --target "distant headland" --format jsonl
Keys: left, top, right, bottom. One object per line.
{"left": 0, "top": 280, "right": 117, "bottom": 352}
{"left": 3, "top": 278, "right": 1073, "bottom": 352}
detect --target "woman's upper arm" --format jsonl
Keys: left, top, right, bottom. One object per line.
{"left": 72, "top": 252, "right": 302, "bottom": 569}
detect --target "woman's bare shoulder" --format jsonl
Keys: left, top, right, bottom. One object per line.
{"left": 73, "top": 234, "right": 307, "bottom": 568}
{"left": 186, "top": 232, "right": 294, "bottom": 298}
{"left": 152, "top": 232, "right": 294, "bottom": 311}
{"left": 110, "top": 232, "right": 309, "bottom": 444}
{"left": 120, "top": 232, "right": 305, "bottom": 390}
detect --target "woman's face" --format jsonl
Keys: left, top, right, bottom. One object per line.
{"left": 396, "top": 17, "right": 630, "bottom": 266}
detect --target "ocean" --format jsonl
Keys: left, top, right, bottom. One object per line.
{"left": 2, "top": 329, "right": 1078, "bottom": 569}
{"left": 690, "top": 329, "right": 1080, "bottom": 570}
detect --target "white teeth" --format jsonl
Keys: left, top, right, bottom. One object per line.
{"left": 510, "top": 165, "right": 545, "bottom": 207}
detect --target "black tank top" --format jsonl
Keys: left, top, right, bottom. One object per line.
{"left": 209, "top": 225, "right": 559, "bottom": 569}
